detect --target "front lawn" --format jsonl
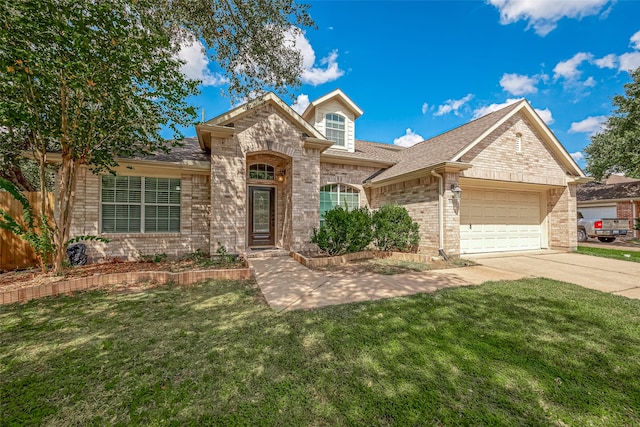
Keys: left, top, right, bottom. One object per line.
{"left": 577, "top": 245, "right": 640, "bottom": 263}
{"left": 2, "top": 279, "right": 639, "bottom": 425}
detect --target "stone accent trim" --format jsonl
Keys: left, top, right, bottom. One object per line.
{"left": 290, "top": 250, "right": 431, "bottom": 268}
{"left": 1, "top": 268, "right": 253, "bottom": 305}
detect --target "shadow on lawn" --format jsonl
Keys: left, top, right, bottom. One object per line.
{"left": 1, "top": 279, "right": 639, "bottom": 425}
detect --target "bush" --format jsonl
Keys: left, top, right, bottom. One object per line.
{"left": 372, "top": 204, "right": 420, "bottom": 252}
{"left": 311, "top": 206, "right": 372, "bottom": 256}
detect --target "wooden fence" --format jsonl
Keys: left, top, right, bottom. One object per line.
{"left": 0, "top": 192, "right": 54, "bottom": 271}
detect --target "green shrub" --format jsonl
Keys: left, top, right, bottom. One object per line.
{"left": 372, "top": 204, "right": 420, "bottom": 252}
{"left": 311, "top": 206, "right": 372, "bottom": 256}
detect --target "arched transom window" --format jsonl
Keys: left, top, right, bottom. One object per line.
{"left": 320, "top": 184, "right": 359, "bottom": 224}
{"left": 325, "top": 113, "right": 345, "bottom": 147}
{"left": 249, "top": 163, "right": 274, "bottom": 180}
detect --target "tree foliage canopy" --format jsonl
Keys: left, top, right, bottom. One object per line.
{"left": 585, "top": 67, "right": 640, "bottom": 181}
{"left": 0, "top": 0, "right": 313, "bottom": 271}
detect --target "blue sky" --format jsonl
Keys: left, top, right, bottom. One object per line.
{"left": 176, "top": 0, "right": 640, "bottom": 170}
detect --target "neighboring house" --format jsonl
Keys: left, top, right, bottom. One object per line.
{"left": 66, "top": 89, "right": 588, "bottom": 260}
{"left": 577, "top": 178, "right": 640, "bottom": 238}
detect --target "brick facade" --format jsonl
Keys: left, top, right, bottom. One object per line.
{"left": 70, "top": 167, "right": 211, "bottom": 261}
{"left": 67, "top": 100, "right": 580, "bottom": 261}
{"left": 210, "top": 103, "right": 320, "bottom": 254}
{"left": 617, "top": 201, "right": 640, "bottom": 238}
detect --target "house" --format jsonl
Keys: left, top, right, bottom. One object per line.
{"left": 67, "top": 90, "right": 589, "bottom": 260}
{"left": 577, "top": 177, "right": 640, "bottom": 238}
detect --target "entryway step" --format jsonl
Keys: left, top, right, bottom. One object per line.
{"left": 245, "top": 248, "right": 291, "bottom": 259}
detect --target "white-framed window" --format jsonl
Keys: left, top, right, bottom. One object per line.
{"left": 325, "top": 113, "right": 346, "bottom": 147}
{"left": 320, "top": 183, "right": 360, "bottom": 225}
{"left": 249, "top": 163, "right": 275, "bottom": 180}
{"left": 101, "top": 176, "right": 181, "bottom": 233}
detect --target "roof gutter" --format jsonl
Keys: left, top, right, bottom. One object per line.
{"left": 364, "top": 161, "right": 472, "bottom": 189}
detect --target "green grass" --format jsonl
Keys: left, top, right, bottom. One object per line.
{"left": 577, "top": 245, "right": 640, "bottom": 263}
{"left": 2, "top": 279, "right": 640, "bottom": 426}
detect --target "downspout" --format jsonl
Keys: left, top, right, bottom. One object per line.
{"left": 431, "top": 171, "right": 449, "bottom": 261}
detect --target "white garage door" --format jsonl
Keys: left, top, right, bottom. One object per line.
{"left": 578, "top": 206, "right": 616, "bottom": 219}
{"left": 460, "top": 189, "right": 542, "bottom": 254}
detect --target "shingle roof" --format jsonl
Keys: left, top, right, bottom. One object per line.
{"left": 369, "top": 100, "right": 524, "bottom": 183}
{"left": 322, "top": 139, "right": 404, "bottom": 164}
{"left": 577, "top": 181, "right": 640, "bottom": 201}
{"left": 132, "top": 137, "right": 209, "bottom": 163}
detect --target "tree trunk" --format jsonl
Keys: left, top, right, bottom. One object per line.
{"left": 52, "top": 155, "right": 79, "bottom": 273}
{"left": 0, "top": 164, "right": 36, "bottom": 192}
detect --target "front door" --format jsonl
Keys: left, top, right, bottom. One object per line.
{"left": 249, "top": 187, "right": 275, "bottom": 246}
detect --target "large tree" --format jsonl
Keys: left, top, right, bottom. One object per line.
{"left": 0, "top": 0, "right": 313, "bottom": 272}
{"left": 585, "top": 66, "right": 640, "bottom": 181}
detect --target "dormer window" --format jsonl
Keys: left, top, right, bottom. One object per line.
{"left": 325, "top": 113, "right": 345, "bottom": 147}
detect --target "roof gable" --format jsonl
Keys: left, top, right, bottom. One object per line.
{"left": 369, "top": 99, "right": 585, "bottom": 184}
{"left": 196, "top": 92, "right": 329, "bottom": 152}
{"left": 302, "top": 89, "right": 364, "bottom": 122}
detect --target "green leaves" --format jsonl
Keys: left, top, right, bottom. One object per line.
{"left": 312, "top": 207, "right": 373, "bottom": 256}
{"left": 585, "top": 67, "right": 640, "bottom": 180}
{"left": 372, "top": 205, "right": 420, "bottom": 252}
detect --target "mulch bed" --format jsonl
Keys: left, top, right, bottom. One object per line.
{"left": 0, "top": 258, "right": 246, "bottom": 292}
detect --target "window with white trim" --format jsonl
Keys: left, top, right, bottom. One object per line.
{"left": 325, "top": 113, "right": 346, "bottom": 147}
{"left": 320, "top": 184, "right": 359, "bottom": 225}
{"left": 101, "top": 176, "right": 181, "bottom": 233}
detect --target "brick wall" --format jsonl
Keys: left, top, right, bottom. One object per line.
{"left": 320, "top": 161, "right": 381, "bottom": 208}
{"left": 617, "top": 201, "right": 640, "bottom": 238}
{"left": 462, "top": 113, "right": 568, "bottom": 186}
{"left": 70, "top": 168, "right": 211, "bottom": 261}
{"left": 370, "top": 176, "right": 441, "bottom": 254}
{"left": 547, "top": 185, "right": 577, "bottom": 251}
{"left": 211, "top": 103, "right": 321, "bottom": 254}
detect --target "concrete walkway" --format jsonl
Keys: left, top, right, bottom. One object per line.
{"left": 249, "top": 256, "right": 525, "bottom": 311}
{"left": 468, "top": 251, "right": 640, "bottom": 299}
{"left": 250, "top": 250, "right": 640, "bottom": 311}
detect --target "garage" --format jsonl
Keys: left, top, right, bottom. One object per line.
{"left": 460, "top": 189, "right": 542, "bottom": 254}
{"left": 578, "top": 205, "right": 617, "bottom": 219}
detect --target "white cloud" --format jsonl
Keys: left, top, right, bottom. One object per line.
{"left": 618, "top": 52, "right": 640, "bottom": 72}
{"left": 472, "top": 98, "right": 554, "bottom": 124}
{"left": 291, "top": 94, "right": 310, "bottom": 115}
{"left": 487, "top": 0, "right": 612, "bottom": 36}
{"left": 553, "top": 52, "right": 593, "bottom": 80}
{"left": 393, "top": 128, "right": 424, "bottom": 147}
{"left": 499, "top": 73, "right": 539, "bottom": 95}
{"left": 568, "top": 115, "right": 608, "bottom": 135}
{"left": 593, "top": 53, "right": 618, "bottom": 69}
{"left": 472, "top": 98, "right": 522, "bottom": 119}
{"left": 421, "top": 103, "right": 429, "bottom": 114}
{"left": 177, "top": 38, "right": 227, "bottom": 86}
{"left": 571, "top": 151, "right": 585, "bottom": 162}
{"left": 535, "top": 108, "right": 554, "bottom": 124}
{"left": 434, "top": 94, "right": 473, "bottom": 116}
{"left": 584, "top": 76, "right": 596, "bottom": 87}
{"left": 630, "top": 30, "right": 640, "bottom": 50}
{"left": 285, "top": 29, "right": 344, "bottom": 86}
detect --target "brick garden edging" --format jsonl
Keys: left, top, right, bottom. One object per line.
{"left": 291, "top": 250, "right": 432, "bottom": 268}
{"left": 1, "top": 268, "right": 253, "bottom": 305}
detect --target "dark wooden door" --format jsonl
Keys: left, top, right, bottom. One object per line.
{"left": 249, "top": 187, "right": 275, "bottom": 246}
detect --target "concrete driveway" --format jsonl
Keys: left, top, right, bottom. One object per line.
{"left": 468, "top": 251, "right": 640, "bottom": 299}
